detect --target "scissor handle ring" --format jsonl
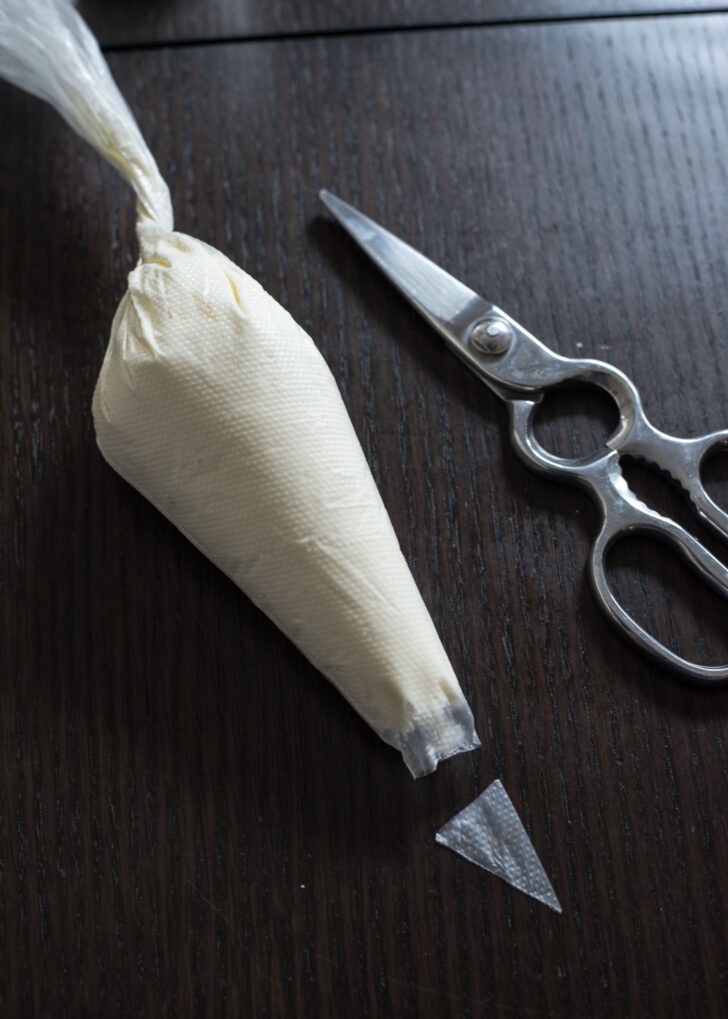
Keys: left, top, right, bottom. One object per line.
{"left": 590, "top": 519, "right": 728, "bottom": 686}
{"left": 507, "top": 394, "right": 615, "bottom": 484}
{"left": 501, "top": 351, "right": 728, "bottom": 538}
{"left": 508, "top": 398, "right": 728, "bottom": 685}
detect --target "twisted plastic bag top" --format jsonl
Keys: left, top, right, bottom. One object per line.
{"left": 0, "top": 0, "right": 172, "bottom": 237}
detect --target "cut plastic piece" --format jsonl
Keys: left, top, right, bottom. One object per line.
{"left": 436, "top": 780, "right": 562, "bottom": 912}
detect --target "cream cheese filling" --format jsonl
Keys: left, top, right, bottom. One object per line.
{"left": 93, "top": 232, "right": 479, "bottom": 775}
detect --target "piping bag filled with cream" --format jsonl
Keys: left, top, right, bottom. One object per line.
{"left": 0, "top": 0, "right": 479, "bottom": 776}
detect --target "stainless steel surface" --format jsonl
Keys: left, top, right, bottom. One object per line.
{"left": 321, "top": 192, "right": 728, "bottom": 684}
{"left": 469, "top": 315, "right": 514, "bottom": 355}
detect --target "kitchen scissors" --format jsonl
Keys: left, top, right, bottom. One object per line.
{"left": 320, "top": 190, "right": 728, "bottom": 685}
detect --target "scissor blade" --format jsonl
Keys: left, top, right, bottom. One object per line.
{"left": 320, "top": 190, "right": 493, "bottom": 344}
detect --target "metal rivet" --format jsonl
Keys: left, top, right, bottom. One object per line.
{"left": 469, "top": 316, "right": 513, "bottom": 355}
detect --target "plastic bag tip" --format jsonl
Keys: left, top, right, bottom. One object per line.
{"left": 392, "top": 700, "right": 480, "bottom": 779}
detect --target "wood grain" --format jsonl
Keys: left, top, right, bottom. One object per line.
{"left": 1, "top": 12, "right": 728, "bottom": 1017}
{"left": 79, "top": 0, "right": 722, "bottom": 47}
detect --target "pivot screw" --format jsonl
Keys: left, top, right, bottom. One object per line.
{"left": 469, "top": 316, "right": 513, "bottom": 355}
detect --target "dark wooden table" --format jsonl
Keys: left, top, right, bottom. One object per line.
{"left": 2, "top": 3, "right": 728, "bottom": 1016}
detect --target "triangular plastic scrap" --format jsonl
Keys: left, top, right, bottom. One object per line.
{"left": 436, "top": 779, "right": 562, "bottom": 913}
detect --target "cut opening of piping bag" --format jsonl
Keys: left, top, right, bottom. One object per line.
{"left": 437, "top": 780, "right": 562, "bottom": 913}
{"left": 0, "top": 0, "right": 480, "bottom": 777}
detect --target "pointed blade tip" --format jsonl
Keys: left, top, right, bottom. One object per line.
{"left": 319, "top": 188, "right": 348, "bottom": 218}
